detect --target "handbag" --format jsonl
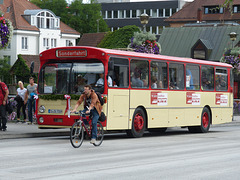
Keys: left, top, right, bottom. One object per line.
{"left": 98, "top": 112, "right": 106, "bottom": 122}
{"left": 6, "top": 101, "right": 13, "bottom": 114}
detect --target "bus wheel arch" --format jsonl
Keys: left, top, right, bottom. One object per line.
{"left": 188, "top": 105, "right": 211, "bottom": 133}
{"left": 127, "top": 106, "right": 147, "bottom": 138}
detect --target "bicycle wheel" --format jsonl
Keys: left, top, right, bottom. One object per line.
{"left": 93, "top": 121, "right": 104, "bottom": 146}
{"left": 70, "top": 122, "right": 84, "bottom": 148}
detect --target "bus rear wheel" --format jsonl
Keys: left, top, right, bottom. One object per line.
{"left": 188, "top": 107, "right": 211, "bottom": 133}
{"left": 127, "top": 108, "right": 146, "bottom": 138}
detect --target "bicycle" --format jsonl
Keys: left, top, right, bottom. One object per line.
{"left": 70, "top": 110, "right": 104, "bottom": 148}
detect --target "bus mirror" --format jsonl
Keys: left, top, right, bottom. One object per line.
{"left": 109, "top": 61, "right": 114, "bottom": 71}
{"left": 30, "top": 61, "right": 34, "bottom": 74}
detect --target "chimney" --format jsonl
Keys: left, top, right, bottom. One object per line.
{"left": 197, "top": 8, "right": 202, "bottom": 23}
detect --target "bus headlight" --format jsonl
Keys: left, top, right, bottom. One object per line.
{"left": 39, "top": 105, "right": 46, "bottom": 113}
{"left": 39, "top": 117, "right": 44, "bottom": 123}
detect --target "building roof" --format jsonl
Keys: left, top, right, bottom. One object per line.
{"left": 165, "top": 0, "right": 240, "bottom": 23}
{"left": 158, "top": 25, "right": 240, "bottom": 61}
{"left": 77, "top": 33, "right": 107, "bottom": 47}
{"left": 0, "top": 0, "right": 79, "bottom": 35}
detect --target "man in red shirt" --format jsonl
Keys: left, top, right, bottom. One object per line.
{"left": 0, "top": 79, "right": 9, "bottom": 131}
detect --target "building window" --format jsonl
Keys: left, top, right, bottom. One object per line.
{"left": 152, "top": 9, "right": 157, "bottom": 17}
{"left": 126, "top": 10, "right": 130, "bottom": 18}
{"left": 43, "top": 38, "right": 49, "bottom": 47}
{"left": 146, "top": 9, "right": 150, "bottom": 16}
{"left": 119, "top": 10, "right": 124, "bottom": 18}
{"left": 22, "top": 37, "right": 28, "bottom": 49}
{"left": 165, "top": 9, "right": 170, "bottom": 17}
{"left": 172, "top": 8, "right": 177, "bottom": 14}
{"left": 36, "top": 10, "right": 59, "bottom": 29}
{"left": 233, "top": 5, "right": 240, "bottom": 13}
{"left": 132, "top": 10, "right": 137, "bottom": 18}
{"left": 204, "top": 6, "right": 223, "bottom": 14}
{"left": 159, "top": 9, "right": 163, "bottom": 17}
{"left": 107, "top": 11, "right": 112, "bottom": 18}
{"left": 113, "top": 11, "right": 118, "bottom": 18}
{"left": 51, "top": 39, "right": 57, "bottom": 48}
{"left": 66, "top": 40, "right": 73, "bottom": 46}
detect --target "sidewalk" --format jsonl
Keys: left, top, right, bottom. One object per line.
{"left": 0, "top": 122, "right": 69, "bottom": 140}
{"left": 1, "top": 116, "right": 240, "bottom": 140}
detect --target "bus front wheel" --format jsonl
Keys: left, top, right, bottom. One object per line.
{"left": 188, "top": 107, "right": 211, "bottom": 133}
{"left": 127, "top": 108, "right": 146, "bottom": 138}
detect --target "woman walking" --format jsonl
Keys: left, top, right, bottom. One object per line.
{"left": 16, "top": 81, "right": 27, "bottom": 122}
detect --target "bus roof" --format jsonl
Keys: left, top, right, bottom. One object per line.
{"left": 40, "top": 46, "right": 232, "bottom": 68}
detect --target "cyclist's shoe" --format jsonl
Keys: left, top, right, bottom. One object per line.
{"left": 90, "top": 139, "right": 96, "bottom": 144}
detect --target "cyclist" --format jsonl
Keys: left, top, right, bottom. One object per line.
{"left": 71, "top": 84, "right": 102, "bottom": 144}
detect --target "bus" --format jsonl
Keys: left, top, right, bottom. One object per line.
{"left": 36, "top": 46, "right": 233, "bottom": 137}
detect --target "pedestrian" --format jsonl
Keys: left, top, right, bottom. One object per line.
{"left": 24, "top": 77, "right": 37, "bottom": 125}
{"left": 0, "top": 79, "right": 9, "bottom": 131}
{"left": 16, "top": 81, "right": 27, "bottom": 123}
{"left": 71, "top": 84, "right": 102, "bottom": 144}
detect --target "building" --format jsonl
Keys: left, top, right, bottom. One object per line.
{"left": 166, "top": 0, "right": 240, "bottom": 27}
{"left": 100, "top": 0, "right": 190, "bottom": 34}
{"left": 0, "top": 0, "right": 80, "bottom": 65}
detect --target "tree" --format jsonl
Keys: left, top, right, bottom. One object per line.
{"left": 0, "top": 57, "right": 11, "bottom": 84}
{"left": 11, "top": 55, "right": 31, "bottom": 84}
{"left": 98, "top": 25, "right": 140, "bottom": 49}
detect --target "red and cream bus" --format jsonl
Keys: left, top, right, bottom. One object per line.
{"left": 36, "top": 46, "right": 233, "bottom": 137}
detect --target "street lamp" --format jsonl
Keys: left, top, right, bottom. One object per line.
{"left": 139, "top": 13, "right": 150, "bottom": 33}
{"left": 229, "top": 32, "right": 238, "bottom": 48}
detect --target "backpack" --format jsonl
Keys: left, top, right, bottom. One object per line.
{"left": 95, "top": 92, "right": 104, "bottom": 106}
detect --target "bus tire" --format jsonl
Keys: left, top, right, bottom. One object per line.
{"left": 127, "top": 108, "right": 146, "bottom": 138}
{"left": 188, "top": 107, "right": 210, "bottom": 133}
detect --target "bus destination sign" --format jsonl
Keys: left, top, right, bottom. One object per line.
{"left": 56, "top": 49, "right": 87, "bottom": 57}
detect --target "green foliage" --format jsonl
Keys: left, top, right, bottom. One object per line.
{"left": 98, "top": 25, "right": 140, "bottom": 49}
{"left": 39, "top": 94, "right": 80, "bottom": 100}
{"left": 12, "top": 55, "right": 31, "bottom": 84}
{"left": 0, "top": 58, "right": 11, "bottom": 84}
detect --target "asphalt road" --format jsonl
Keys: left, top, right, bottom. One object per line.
{"left": 1, "top": 124, "right": 240, "bottom": 180}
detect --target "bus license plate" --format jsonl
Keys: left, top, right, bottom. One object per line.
{"left": 48, "top": 109, "right": 63, "bottom": 114}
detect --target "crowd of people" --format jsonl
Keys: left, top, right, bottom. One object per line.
{"left": 0, "top": 77, "right": 37, "bottom": 131}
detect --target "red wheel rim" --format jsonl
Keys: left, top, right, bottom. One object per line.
{"left": 202, "top": 112, "right": 209, "bottom": 128}
{"left": 134, "top": 113, "right": 144, "bottom": 132}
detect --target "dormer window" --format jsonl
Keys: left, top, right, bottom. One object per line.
{"left": 24, "top": 9, "right": 60, "bottom": 29}
{"left": 204, "top": 6, "right": 223, "bottom": 14}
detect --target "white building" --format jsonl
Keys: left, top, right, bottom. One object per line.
{"left": 0, "top": 0, "right": 80, "bottom": 65}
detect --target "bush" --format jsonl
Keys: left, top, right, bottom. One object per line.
{"left": 98, "top": 25, "right": 140, "bottom": 49}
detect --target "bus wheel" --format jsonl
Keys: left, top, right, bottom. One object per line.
{"left": 127, "top": 108, "right": 146, "bottom": 138}
{"left": 188, "top": 107, "right": 210, "bottom": 133}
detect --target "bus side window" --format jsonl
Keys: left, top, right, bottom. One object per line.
{"left": 215, "top": 68, "right": 228, "bottom": 91}
{"left": 150, "top": 61, "right": 167, "bottom": 89}
{"left": 186, "top": 64, "right": 200, "bottom": 90}
{"left": 130, "top": 59, "right": 149, "bottom": 88}
{"left": 201, "top": 66, "right": 214, "bottom": 91}
{"left": 108, "top": 57, "right": 129, "bottom": 88}
{"left": 169, "top": 63, "right": 184, "bottom": 90}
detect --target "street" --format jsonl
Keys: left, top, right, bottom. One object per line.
{"left": 1, "top": 124, "right": 240, "bottom": 180}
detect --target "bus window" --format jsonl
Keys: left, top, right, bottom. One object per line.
{"left": 130, "top": 59, "right": 149, "bottom": 88}
{"left": 71, "top": 63, "right": 104, "bottom": 94}
{"left": 108, "top": 57, "right": 129, "bottom": 88}
{"left": 150, "top": 61, "right": 167, "bottom": 89}
{"left": 169, "top": 63, "right": 184, "bottom": 90}
{"left": 201, "top": 66, "right": 214, "bottom": 91}
{"left": 38, "top": 63, "right": 71, "bottom": 94}
{"left": 186, "top": 64, "right": 200, "bottom": 90}
{"left": 215, "top": 68, "right": 228, "bottom": 91}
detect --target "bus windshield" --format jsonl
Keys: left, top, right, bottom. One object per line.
{"left": 38, "top": 62, "right": 104, "bottom": 94}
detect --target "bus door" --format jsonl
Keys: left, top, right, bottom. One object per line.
{"left": 107, "top": 57, "right": 130, "bottom": 130}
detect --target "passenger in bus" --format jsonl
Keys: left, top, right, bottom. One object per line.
{"left": 186, "top": 69, "right": 194, "bottom": 90}
{"left": 151, "top": 76, "right": 157, "bottom": 89}
{"left": 202, "top": 77, "right": 211, "bottom": 90}
{"left": 131, "top": 72, "right": 143, "bottom": 88}
{"left": 216, "top": 75, "right": 227, "bottom": 91}
{"left": 158, "top": 80, "right": 163, "bottom": 89}
{"left": 74, "top": 75, "right": 86, "bottom": 93}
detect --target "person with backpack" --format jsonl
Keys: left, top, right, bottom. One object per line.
{"left": 0, "top": 79, "right": 9, "bottom": 131}
{"left": 71, "top": 84, "right": 102, "bottom": 144}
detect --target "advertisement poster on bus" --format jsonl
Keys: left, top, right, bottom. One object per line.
{"left": 151, "top": 92, "right": 168, "bottom": 106}
{"left": 215, "top": 94, "right": 228, "bottom": 106}
{"left": 186, "top": 92, "right": 201, "bottom": 105}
